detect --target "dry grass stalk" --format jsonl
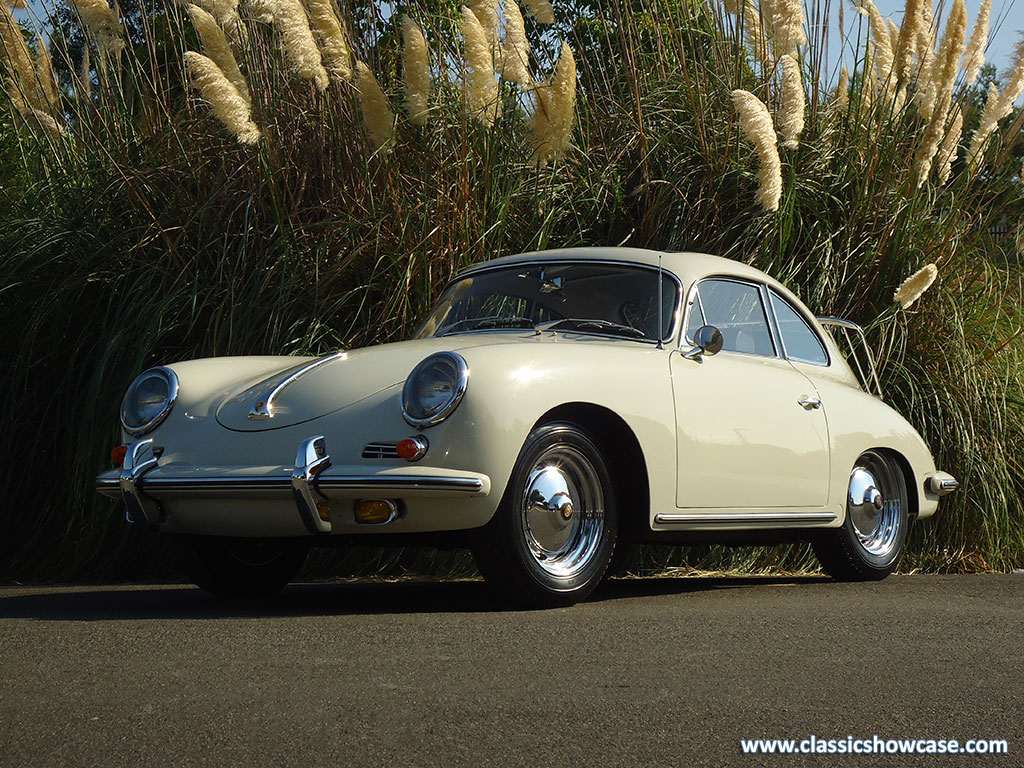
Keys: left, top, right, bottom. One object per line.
{"left": 68, "top": 0, "right": 126, "bottom": 56}
{"left": 936, "top": 108, "right": 963, "bottom": 185}
{"left": 530, "top": 41, "right": 576, "bottom": 167}
{"left": 461, "top": 6, "right": 499, "bottom": 126}
{"left": 354, "top": 60, "right": 394, "bottom": 149}
{"left": 961, "top": 0, "right": 990, "bottom": 85}
{"left": 741, "top": 0, "right": 769, "bottom": 64}
{"left": 4, "top": 76, "right": 63, "bottom": 135}
{"left": 0, "top": 5, "right": 40, "bottom": 105}
{"left": 894, "top": 263, "right": 938, "bottom": 308}
{"left": 401, "top": 15, "right": 429, "bottom": 126}
{"left": 912, "top": 0, "right": 966, "bottom": 188}
{"left": 183, "top": 50, "right": 260, "bottom": 143}
{"left": 778, "top": 53, "right": 804, "bottom": 148}
{"left": 522, "top": 0, "right": 554, "bottom": 25}
{"left": 245, "top": 0, "right": 275, "bottom": 24}
{"left": 966, "top": 37, "right": 1024, "bottom": 170}
{"left": 468, "top": 0, "right": 498, "bottom": 51}
{"left": 498, "top": 0, "right": 531, "bottom": 87}
{"left": 2, "top": 0, "right": 26, "bottom": 8}
{"left": 35, "top": 40, "right": 58, "bottom": 109}
{"left": 78, "top": 44, "right": 91, "bottom": 99}
{"left": 271, "top": 0, "right": 329, "bottom": 91}
{"left": 914, "top": 2, "right": 937, "bottom": 118}
{"left": 731, "top": 89, "right": 782, "bottom": 212}
{"left": 187, "top": 4, "right": 250, "bottom": 104}
{"left": 304, "top": 0, "right": 351, "bottom": 82}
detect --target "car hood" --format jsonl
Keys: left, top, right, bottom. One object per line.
{"left": 215, "top": 334, "right": 526, "bottom": 431}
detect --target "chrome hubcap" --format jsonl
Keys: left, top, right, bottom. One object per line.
{"left": 521, "top": 445, "right": 604, "bottom": 579}
{"left": 848, "top": 454, "right": 902, "bottom": 558}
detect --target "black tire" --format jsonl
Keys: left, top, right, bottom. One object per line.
{"left": 472, "top": 422, "right": 618, "bottom": 608}
{"left": 813, "top": 450, "right": 909, "bottom": 581}
{"left": 176, "top": 536, "right": 309, "bottom": 598}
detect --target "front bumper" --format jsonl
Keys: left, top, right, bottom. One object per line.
{"left": 96, "top": 437, "right": 492, "bottom": 537}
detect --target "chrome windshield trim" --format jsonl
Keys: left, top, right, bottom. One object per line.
{"left": 655, "top": 511, "right": 837, "bottom": 526}
{"left": 248, "top": 352, "right": 347, "bottom": 420}
{"left": 419, "top": 258, "right": 684, "bottom": 345}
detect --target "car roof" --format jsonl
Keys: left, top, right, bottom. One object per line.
{"left": 464, "top": 247, "right": 781, "bottom": 289}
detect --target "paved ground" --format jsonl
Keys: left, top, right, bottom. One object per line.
{"left": 0, "top": 574, "right": 1021, "bottom": 767}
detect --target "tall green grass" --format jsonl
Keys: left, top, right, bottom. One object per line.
{"left": 1, "top": 0, "right": 1022, "bottom": 582}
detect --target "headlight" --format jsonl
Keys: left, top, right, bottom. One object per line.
{"left": 120, "top": 367, "right": 179, "bottom": 436}
{"left": 402, "top": 352, "right": 468, "bottom": 428}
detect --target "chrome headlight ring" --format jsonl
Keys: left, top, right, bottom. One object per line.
{"left": 402, "top": 352, "right": 469, "bottom": 429}
{"left": 120, "top": 366, "right": 179, "bottom": 437}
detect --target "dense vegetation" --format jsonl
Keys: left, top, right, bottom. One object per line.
{"left": 1, "top": 0, "right": 1022, "bottom": 581}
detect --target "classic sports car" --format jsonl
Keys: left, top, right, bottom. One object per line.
{"left": 96, "top": 247, "right": 957, "bottom": 607}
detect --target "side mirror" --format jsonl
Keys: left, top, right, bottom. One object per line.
{"left": 682, "top": 325, "right": 723, "bottom": 360}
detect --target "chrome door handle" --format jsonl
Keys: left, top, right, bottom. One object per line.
{"left": 798, "top": 395, "right": 822, "bottom": 409}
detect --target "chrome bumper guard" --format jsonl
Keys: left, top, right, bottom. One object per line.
{"left": 926, "top": 471, "right": 959, "bottom": 496}
{"left": 97, "top": 435, "right": 487, "bottom": 535}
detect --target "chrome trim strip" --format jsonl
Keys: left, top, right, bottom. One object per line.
{"left": 120, "top": 367, "right": 179, "bottom": 437}
{"left": 654, "top": 511, "right": 837, "bottom": 526}
{"left": 98, "top": 473, "right": 485, "bottom": 494}
{"left": 292, "top": 436, "right": 332, "bottom": 535}
{"left": 120, "top": 440, "right": 164, "bottom": 528}
{"left": 249, "top": 352, "right": 347, "bottom": 420}
{"left": 420, "top": 258, "right": 685, "bottom": 346}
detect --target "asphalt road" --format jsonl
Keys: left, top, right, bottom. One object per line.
{"left": 1, "top": 574, "right": 1021, "bottom": 767}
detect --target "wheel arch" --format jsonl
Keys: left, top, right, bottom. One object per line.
{"left": 533, "top": 402, "right": 651, "bottom": 541}
{"left": 873, "top": 447, "right": 920, "bottom": 521}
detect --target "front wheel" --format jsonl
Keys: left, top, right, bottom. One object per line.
{"left": 472, "top": 422, "right": 618, "bottom": 608}
{"left": 813, "top": 450, "right": 909, "bottom": 581}
{"left": 175, "top": 536, "right": 309, "bottom": 598}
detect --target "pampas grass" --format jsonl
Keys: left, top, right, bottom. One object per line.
{"left": 530, "top": 41, "right": 576, "bottom": 167}
{"left": 522, "top": 0, "right": 554, "bottom": 25}
{"left": 468, "top": 0, "right": 498, "bottom": 51}
{"left": 354, "top": 60, "right": 394, "bottom": 149}
{"left": 184, "top": 50, "right": 260, "bottom": 143}
{"left": 966, "top": 36, "right": 1024, "bottom": 170}
{"left": 892, "top": 0, "right": 922, "bottom": 84}
{"left": 894, "top": 263, "right": 938, "bottom": 309}
{"left": 272, "top": 0, "right": 329, "bottom": 91}
{"left": 498, "top": 0, "right": 531, "bottom": 87}
{"left": 962, "top": 0, "right": 990, "bottom": 85}
{"left": 765, "top": 0, "right": 805, "bottom": 55}
{"left": 913, "top": 0, "right": 966, "bottom": 188}
{"left": 401, "top": 15, "right": 429, "bottom": 126}
{"left": 187, "top": 4, "right": 250, "bottom": 105}
{"left": 936, "top": 108, "right": 963, "bottom": 185}
{"left": 304, "top": 0, "right": 352, "bottom": 82}
{"left": 67, "top": 0, "right": 125, "bottom": 56}
{"left": 778, "top": 53, "right": 803, "bottom": 149}
{"left": 461, "top": 6, "right": 499, "bottom": 126}
{"left": 731, "top": 89, "right": 782, "bottom": 212}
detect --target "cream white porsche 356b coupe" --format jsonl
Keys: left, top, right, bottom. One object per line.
{"left": 96, "top": 247, "right": 957, "bottom": 607}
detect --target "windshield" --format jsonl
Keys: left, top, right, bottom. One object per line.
{"left": 416, "top": 261, "right": 680, "bottom": 342}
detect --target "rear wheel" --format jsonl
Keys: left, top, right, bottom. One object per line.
{"left": 472, "top": 422, "right": 618, "bottom": 608}
{"left": 176, "top": 536, "right": 308, "bottom": 598}
{"left": 813, "top": 451, "right": 908, "bottom": 581}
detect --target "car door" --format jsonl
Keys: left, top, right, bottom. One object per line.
{"left": 670, "top": 277, "right": 830, "bottom": 509}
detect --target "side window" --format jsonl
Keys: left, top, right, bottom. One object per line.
{"left": 769, "top": 291, "right": 828, "bottom": 366}
{"left": 694, "top": 279, "right": 776, "bottom": 357}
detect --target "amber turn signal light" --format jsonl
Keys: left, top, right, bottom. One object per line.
{"left": 354, "top": 499, "right": 399, "bottom": 525}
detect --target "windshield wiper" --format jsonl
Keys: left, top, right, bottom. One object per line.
{"left": 534, "top": 318, "right": 646, "bottom": 339}
{"left": 438, "top": 316, "right": 535, "bottom": 335}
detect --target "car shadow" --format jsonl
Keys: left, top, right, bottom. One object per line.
{"left": 0, "top": 575, "right": 832, "bottom": 622}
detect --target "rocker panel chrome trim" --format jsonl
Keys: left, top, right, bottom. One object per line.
{"left": 97, "top": 473, "right": 485, "bottom": 495}
{"left": 654, "top": 511, "right": 837, "bottom": 527}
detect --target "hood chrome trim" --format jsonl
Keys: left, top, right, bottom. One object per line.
{"left": 248, "top": 352, "right": 347, "bottom": 420}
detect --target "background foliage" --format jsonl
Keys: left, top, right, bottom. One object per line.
{"left": 2, "top": 0, "right": 1023, "bottom": 581}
